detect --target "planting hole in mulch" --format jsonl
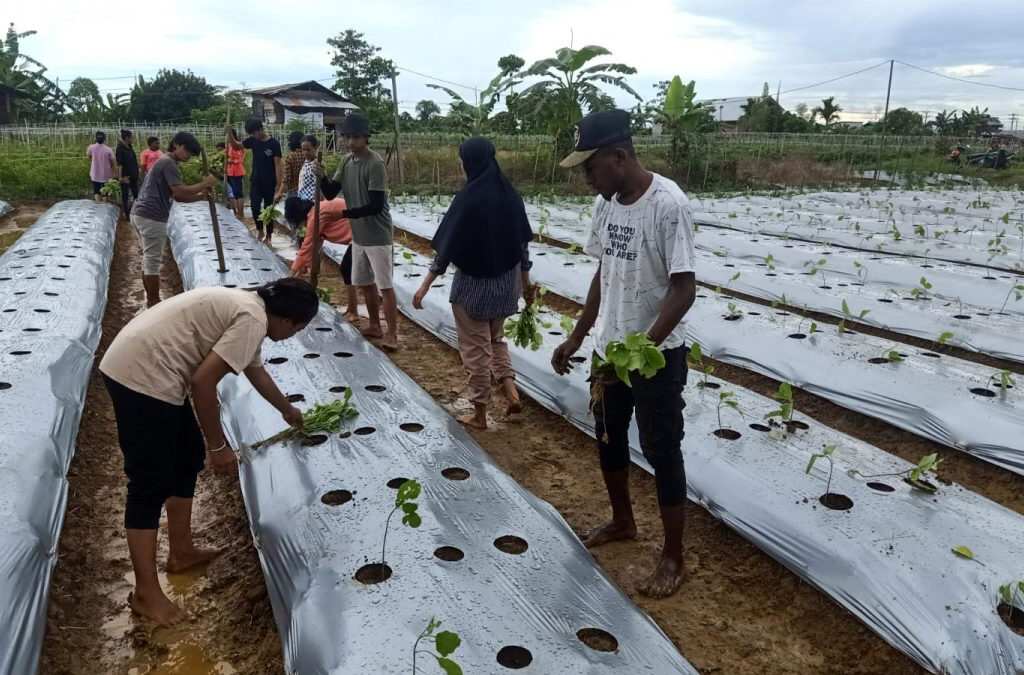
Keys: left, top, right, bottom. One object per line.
{"left": 765, "top": 272, "right": 778, "bottom": 277}
{"left": 713, "top": 429, "right": 741, "bottom": 440}
{"left": 868, "top": 357, "right": 891, "bottom": 364}
{"left": 329, "top": 386, "right": 348, "bottom": 393}
{"left": 819, "top": 285, "right": 832, "bottom": 290}
{"left": 2, "top": 309, "right": 14, "bottom": 313}
{"left": 788, "top": 333, "right": 807, "bottom": 340}
{"left": 904, "top": 477, "right": 938, "bottom": 492}
{"left": 434, "top": 546, "right": 465, "bottom": 562}
{"left": 697, "top": 381, "right": 721, "bottom": 389}
{"left": 970, "top": 387, "right": 996, "bottom": 398}
{"left": 400, "top": 423, "right": 424, "bottom": 432}
{"left": 724, "top": 315, "right": 741, "bottom": 322}
{"left": 998, "top": 603, "right": 1024, "bottom": 635}
{"left": 34, "top": 308, "right": 50, "bottom": 313}
{"left": 866, "top": 482, "right": 895, "bottom": 492}
{"left": 286, "top": 394, "right": 305, "bottom": 402}
{"left": 819, "top": 493, "right": 853, "bottom": 510}
{"left": 354, "top": 563, "right": 392, "bottom": 584}
{"left": 303, "top": 353, "right": 320, "bottom": 359}
{"left": 982, "top": 276, "right": 997, "bottom": 280}
{"left": 977, "top": 312, "right": 990, "bottom": 317}
{"left": 321, "top": 490, "right": 352, "bottom": 506}
{"left": 920, "top": 352, "right": 941, "bottom": 358}
{"left": 354, "top": 427, "right": 375, "bottom": 436}
{"left": 786, "top": 420, "right": 809, "bottom": 431}
{"left": 267, "top": 357, "right": 288, "bottom": 365}
{"left": 877, "top": 299, "right": 893, "bottom": 304}
{"left": 10, "top": 350, "right": 30, "bottom": 356}
{"left": 747, "top": 312, "right": 761, "bottom": 316}
{"left": 569, "top": 356, "right": 587, "bottom": 364}
{"left": 0, "top": 383, "right": 11, "bottom": 390}
{"left": 300, "top": 434, "right": 329, "bottom": 447}
{"left": 953, "top": 315, "right": 972, "bottom": 320}
{"left": 43, "top": 292, "right": 58, "bottom": 296}
{"left": 387, "top": 477, "right": 410, "bottom": 489}
{"left": 749, "top": 423, "right": 771, "bottom": 432}
{"left": 334, "top": 351, "right": 353, "bottom": 358}
{"left": 576, "top": 627, "right": 619, "bottom": 653}
{"left": 442, "top": 467, "right": 470, "bottom": 481}
{"left": 224, "top": 284, "right": 237, "bottom": 288}
{"left": 365, "top": 385, "right": 387, "bottom": 393}
{"left": 548, "top": 331, "right": 562, "bottom": 335}
{"left": 494, "top": 535, "right": 529, "bottom": 555}
{"left": 316, "top": 327, "right": 333, "bottom": 332}
{"left": 23, "top": 328, "right": 41, "bottom": 332}
{"left": 496, "top": 646, "right": 533, "bottom": 669}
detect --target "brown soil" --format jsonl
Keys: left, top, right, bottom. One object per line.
{"left": 40, "top": 220, "right": 281, "bottom": 674}
{"left": 314, "top": 267, "right": 925, "bottom": 675}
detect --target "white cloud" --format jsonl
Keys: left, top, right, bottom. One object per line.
{"left": 942, "top": 64, "right": 996, "bottom": 78}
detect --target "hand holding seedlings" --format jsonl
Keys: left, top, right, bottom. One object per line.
{"left": 251, "top": 392, "right": 358, "bottom": 450}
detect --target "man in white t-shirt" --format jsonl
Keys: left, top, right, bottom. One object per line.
{"left": 552, "top": 109, "right": 697, "bottom": 599}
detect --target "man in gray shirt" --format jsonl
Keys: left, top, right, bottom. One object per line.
{"left": 316, "top": 114, "right": 399, "bottom": 351}
{"left": 132, "top": 131, "right": 217, "bottom": 307}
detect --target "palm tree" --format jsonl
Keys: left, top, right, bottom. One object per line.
{"left": 811, "top": 96, "right": 842, "bottom": 130}
{"left": 0, "top": 23, "right": 65, "bottom": 120}
{"left": 426, "top": 71, "right": 520, "bottom": 136}
{"left": 517, "top": 45, "right": 641, "bottom": 144}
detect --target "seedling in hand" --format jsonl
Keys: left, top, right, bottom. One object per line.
{"left": 258, "top": 204, "right": 282, "bottom": 228}
{"left": 504, "top": 301, "right": 544, "bottom": 351}
{"left": 593, "top": 332, "right": 666, "bottom": 388}
{"left": 251, "top": 392, "right": 358, "bottom": 449}
{"left": 379, "top": 479, "right": 422, "bottom": 582}
{"left": 316, "top": 287, "right": 331, "bottom": 303}
{"left": 412, "top": 617, "right": 462, "bottom": 675}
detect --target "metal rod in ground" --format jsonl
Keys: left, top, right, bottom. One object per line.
{"left": 873, "top": 59, "right": 895, "bottom": 183}
{"left": 391, "top": 70, "right": 404, "bottom": 185}
{"left": 200, "top": 148, "right": 228, "bottom": 273}
{"left": 310, "top": 150, "right": 324, "bottom": 288}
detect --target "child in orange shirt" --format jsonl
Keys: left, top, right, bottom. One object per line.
{"left": 290, "top": 197, "right": 359, "bottom": 320}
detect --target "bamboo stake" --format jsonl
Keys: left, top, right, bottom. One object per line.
{"left": 310, "top": 150, "right": 324, "bottom": 288}
{"left": 201, "top": 148, "right": 228, "bottom": 274}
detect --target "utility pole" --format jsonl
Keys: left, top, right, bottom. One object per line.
{"left": 390, "top": 70, "right": 404, "bottom": 185}
{"left": 1009, "top": 113, "right": 1019, "bottom": 133}
{"left": 776, "top": 80, "right": 782, "bottom": 132}
{"left": 873, "top": 59, "right": 895, "bottom": 182}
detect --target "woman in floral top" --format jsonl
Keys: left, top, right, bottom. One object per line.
{"left": 412, "top": 136, "right": 534, "bottom": 429}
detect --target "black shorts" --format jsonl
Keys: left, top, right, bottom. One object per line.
{"left": 227, "top": 176, "right": 245, "bottom": 199}
{"left": 103, "top": 374, "right": 207, "bottom": 529}
{"left": 92, "top": 181, "right": 105, "bottom": 195}
{"left": 340, "top": 246, "right": 353, "bottom": 285}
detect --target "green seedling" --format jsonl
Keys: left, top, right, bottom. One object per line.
{"left": 412, "top": 618, "right": 462, "bottom": 675}
{"left": 251, "top": 391, "right": 359, "bottom": 449}
{"left": 316, "top": 287, "right": 331, "bottom": 303}
{"left": 805, "top": 444, "right": 837, "bottom": 495}
{"left": 725, "top": 302, "right": 743, "bottom": 320}
{"left": 258, "top": 204, "right": 282, "bottom": 227}
{"left": 592, "top": 332, "right": 666, "bottom": 388}
{"left": 688, "top": 343, "right": 715, "bottom": 388}
{"left": 504, "top": 301, "right": 543, "bottom": 351}
{"left": 986, "top": 370, "right": 1017, "bottom": 394}
{"left": 764, "top": 254, "right": 776, "bottom": 272}
{"left": 379, "top": 479, "right": 422, "bottom": 582}
{"left": 402, "top": 250, "right": 415, "bottom": 263}
{"left": 764, "top": 382, "right": 795, "bottom": 427}
{"left": 859, "top": 452, "right": 944, "bottom": 493}
{"left": 99, "top": 178, "right": 121, "bottom": 200}
{"left": 999, "top": 283, "right": 1024, "bottom": 314}
{"left": 567, "top": 243, "right": 578, "bottom": 254}
{"left": 716, "top": 391, "right": 741, "bottom": 431}
{"left": 891, "top": 224, "right": 902, "bottom": 241}
{"left": 937, "top": 331, "right": 954, "bottom": 345}
{"left": 999, "top": 581, "right": 1024, "bottom": 621}
{"left": 910, "top": 276, "right": 933, "bottom": 300}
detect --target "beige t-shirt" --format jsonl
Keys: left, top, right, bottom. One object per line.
{"left": 100, "top": 287, "right": 268, "bottom": 405}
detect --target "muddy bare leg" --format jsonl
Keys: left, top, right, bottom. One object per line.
{"left": 582, "top": 467, "right": 637, "bottom": 547}
{"left": 125, "top": 528, "right": 189, "bottom": 626}
{"left": 142, "top": 274, "right": 161, "bottom": 307}
{"left": 638, "top": 503, "right": 685, "bottom": 598}
{"left": 165, "top": 496, "right": 221, "bottom": 573}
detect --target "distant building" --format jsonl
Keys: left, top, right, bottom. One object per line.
{"left": 247, "top": 81, "right": 359, "bottom": 132}
{"left": 0, "top": 83, "right": 27, "bottom": 125}
{"left": 697, "top": 96, "right": 774, "bottom": 131}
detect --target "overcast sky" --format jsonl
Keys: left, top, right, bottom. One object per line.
{"left": 9, "top": 0, "right": 1024, "bottom": 127}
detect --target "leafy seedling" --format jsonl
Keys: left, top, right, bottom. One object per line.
{"left": 316, "top": 287, "right": 331, "bottom": 303}
{"left": 99, "top": 178, "right": 121, "bottom": 201}
{"left": 999, "top": 581, "right": 1024, "bottom": 618}
{"left": 251, "top": 391, "right": 359, "bottom": 449}
{"left": 412, "top": 617, "right": 462, "bottom": 675}
{"left": 725, "top": 302, "right": 743, "bottom": 320}
{"left": 806, "top": 444, "right": 837, "bottom": 496}
{"left": 937, "top": 331, "right": 954, "bottom": 345}
{"left": 402, "top": 250, "right": 415, "bottom": 263}
{"left": 986, "top": 370, "right": 1017, "bottom": 395}
{"left": 855, "top": 452, "right": 943, "bottom": 493}
{"left": 567, "top": 243, "right": 579, "bottom": 254}
{"left": 504, "top": 301, "right": 543, "bottom": 351}
{"left": 258, "top": 204, "right": 282, "bottom": 229}
{"left": 764, "top": 382, "right": 795, "bottom": 428}
{"left": 910, "top": 276, "right": 933, "bottom": 300}
{"left": 559, "top": 313, "right": 576, "bottom": 335}
{"left": 716, "top": 391, "right": 741, "bottom": 431}
{"left": 593, "top": 332, "right": 666, "bottom": 388}
{"left": 999, "top": 283, "right": 1024, "bottom": 314}
{"left": 379, "top": 479, "right": 422, "bottom": 582}
{"left": 689, "top": 343, "right": 715, "bottom": 388}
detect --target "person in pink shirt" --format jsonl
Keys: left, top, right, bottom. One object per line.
{"left": 290, "top": 197, "right": 359, "bottom": 320}
{"left": 86, "top": 131, "right": 117, "bottom": 203}
{"left": 139, "top": 136, "right": 164, "bottom": 185}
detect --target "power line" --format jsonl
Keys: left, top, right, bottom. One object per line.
{"left": 895, "top": 60, "right": 1024, "bottom": 93}
{"left": 778, "top": 61, "right": 891, "bottom": 96}
{"left": 393, "top": 65, "right": 476, "bottom": 92}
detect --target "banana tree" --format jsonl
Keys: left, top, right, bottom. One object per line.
{"left": 660, "top": 76, "right": 716, "bottom": 171}
{"left": 0, "top": 23, "right": 65, "bottom": 120}
{"left": 427, "top": 72, "right": 520, "bottom": 136}
{"left": 517, "top": 45, "right": 641, "bottom": 146}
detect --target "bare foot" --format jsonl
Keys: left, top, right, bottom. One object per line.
{"left": 343, "top": 311, "right": 360, "bottom": 323}
{"left": 380, "top": 335, "right": 399, "bottom": 352}
{"left": 128, "top": 589, "right": 191, "bottom": 626}
{"left": 166, "top": 546, "right": 222, "bottom": 573}
{"left": 458, "top": 412, "right": 487, "bottom": 430}
{"left": 637, "top": 555, "right": 686, "bottom": 599}
{"left": 505, "top": 395, "right": 522, "bottom": 416}
{"left": 361, "top": 325, "right": 384, "bottom": 339}
{"left": 581, "top": 520, "right": 637, "bottom": 549}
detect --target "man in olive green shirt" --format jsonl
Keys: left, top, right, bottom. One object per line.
{"left": 317, "top": 114, "right": 399, "bottom": 351}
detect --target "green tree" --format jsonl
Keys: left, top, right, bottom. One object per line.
{"left": 928, "top": 109, "right": 959, "bottom": 136}
{"left": 427, "top": 70, "right": 520, "bottom": 136}
{"left": 415, "top": 99, "right": 440, "bottom": 122}
{"left": 811, "top": 96, "right": 842, "bottom": 130}
{"left": 66, "top": 77, "right": 101, "bottom": 113}
{"left": 0, "top": 23, "right": 65, "bottom": 120}
{"left": 879, "top": 107, "right": 927, "bottom": 135}
{"left": 190, "top": 89, "right": 251, "bottom": 125}
{"left": 327, "top": 29, "right": 394, "bottom": 130}
{"left": 958, "top": 106, "right": 998, "bottom": 135}
{"left": 518, "top": 45, "right": 641, "bottom": 152}
{"left": 129, "top": 69, "right": 218, "bottom": 122}
{"left": 497, "top": 54, "right": 525, "bottom": 77}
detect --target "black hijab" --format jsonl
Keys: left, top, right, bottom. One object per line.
{"left": 430, "top": 136, "right": 533, "bottom": 278}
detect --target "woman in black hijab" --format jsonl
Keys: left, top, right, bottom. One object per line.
{"left": 413, "top": 136, "right": 534, "bottom": 429}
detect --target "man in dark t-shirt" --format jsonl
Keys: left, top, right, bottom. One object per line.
{"left": 228, "top": 119, "right": 282, "bottom": 243}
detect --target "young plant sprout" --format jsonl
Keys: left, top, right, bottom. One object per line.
{"left": 258, "top": 204, "right": 282, "bottom": 229}
{"left": 402, "top": 250, "right": 415, "bottom": 263}
{"left": 251, "top": 391, "right": 359, "bottom": 449}
{"left": 805, "top": 444, "right": 837, "bottom": 495}
{"left": 716, "top": 391, "right": 741, "bottom": 431}
{"left": 504, "top": 300, "right": 544, "bottom": 351}
{"left": 910, "top": 276, "right": 933, "bottom": 300}
{"left": 379, "top": 479, "right": 422, "bottom": 582}
{"left": 839, "top": 299, "right": 870, "bottom": 335}
{"left": 316, "top": 287, "right": 331, "bottom": 303}
{"left": 855, "top": 452, "right": 944, "bottom": 493}
{"left": 764, "top": 382, "right": 795, "bottom": 428}
{"left": 725, "top": 302, "right": 743, "bottom": 320}
{"left": 688, "top": 343, "right": 716, "bottom": 388}
{"left": 559, "top": 313, "right": 576, "bottom": 335}
{"left": 999, "top": 581, "right": 1024, "bottom": 624}
{"left": 567, "top": 243, "right": 579, "bottom": 254}
{"left": 937, "top": 331, "right": 954, "bottom": 345}
{"left": 412, "top": 618, "right": 462, "bottom": 675}
{"left": 998, "top": 283, "right": 1024, "bottom": 314}
{"left": 592, "top": 332, "right": 666, "bottom": 388}
{"left": 985, "top": 370, "right": 1017, "bottom": 394}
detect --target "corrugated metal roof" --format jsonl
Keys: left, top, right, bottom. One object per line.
{"left": 273, "top": 95, "right": 359, "bottom": 110}
{"left": 697, "top": 97, "right": 760, "bottom": 123}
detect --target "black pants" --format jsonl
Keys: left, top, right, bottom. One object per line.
{"left": 120, "top": 177, "right": 139, "bottom": 215}
{"left": 250, "top": 177, "right": 276, "bottom": 236}
{"left": 103, "top": 375, "right": 206, "bottom": 530}
{"left": 593, "top": 346, "right": 687, "bottom": 506}
{"left": 340, "top": 246, "right": 353, "bottom": 285}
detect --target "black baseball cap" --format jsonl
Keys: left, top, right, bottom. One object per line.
{"left": 340, "top": 113, "right": 373, "bottom": 137}
{"left": 560, "top": 109, "right": 632, "bottom": 168}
